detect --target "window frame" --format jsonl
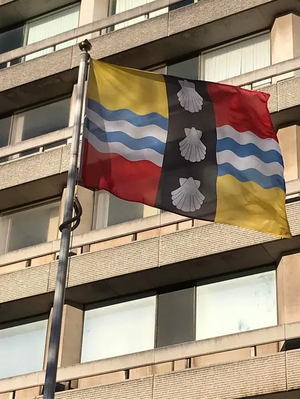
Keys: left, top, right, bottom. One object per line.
{"left": 81, "top": 292, "right": 158, "bottom": 363}
{"left": 0, "top": 94, "right": 71, "bottom": 154}
{"left": 22, "top": 2, "right": 81, "bottom": 55}
{"left": 0, "top": 197, "right": 61, "bottom": 254}
{"left": 200, "top": 30, "right": 271, "bottom": 86}
{"left": 195, "top": 266, "right": 278, "bottom": 341}
{"left": 0, "top": 313, "right": 49, "bottom": 379}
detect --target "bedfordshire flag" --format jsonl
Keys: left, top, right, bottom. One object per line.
{"left": 81, "top": 60, "right": 291, "bottom": 238}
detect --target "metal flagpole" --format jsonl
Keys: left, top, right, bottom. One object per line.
{"left": 43, "top": 39, "right": 92, "bottom": 399}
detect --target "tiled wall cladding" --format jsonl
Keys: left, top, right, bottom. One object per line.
{"left": 52, "top": 351, "right": 300, "bottom": 399}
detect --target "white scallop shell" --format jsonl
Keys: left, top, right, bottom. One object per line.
{"left": 177, "top": 80, "right": 203, "bottom": 113}
{"left": 171, "top": 177, "right": 205, "bottom": 212}
{"left": 179, "top": 127, "right": 206, "bottom": 162}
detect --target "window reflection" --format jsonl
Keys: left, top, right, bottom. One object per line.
{"left": 196, "top": 271, "right": 277, "bottom": 340}
{"left": 81, "top": 296, "right": 156, "bottom": 362}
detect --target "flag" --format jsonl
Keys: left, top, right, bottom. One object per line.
{"left": 81, "top": 60, "right": 291, "bottom": 238}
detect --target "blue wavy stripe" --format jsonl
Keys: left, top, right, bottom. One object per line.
{"left": 217, "top": 138, "right": 283, "bottom": 165}
{"left": 86, "top": 119, "right": 166, "bottom": 155}
{"left": 218, "top": 163, "right": 286, "bottom": 191}
{"left": 87, "top": 98, "right": 168, "bottom": 131}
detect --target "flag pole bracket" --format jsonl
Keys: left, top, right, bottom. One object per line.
{"left": 59, "top": 196, "right": 82, "bottom": 232}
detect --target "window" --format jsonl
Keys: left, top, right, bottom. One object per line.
{"left": 25, "top": 4, "right": 80, "bottom": 61}
{"left": 112, "top": 0, "right": 167, "bottom": 29}
{"left": 0, "top": 97, "right": 71, "bottom": 156}
{"left": 0, "top": 116, "right": 11, "bottom": 148}
{"left": 196, "top": 271, "right": 277, "bottom": 340}
{"left": 201, "top": 33, "right": 271, "bottom": 86}
{"left": 0, "top": 4, "right": 79, "bottom": 66}
{"left": 81, "top": 296, "right": 156, "bottom": 362}
{"left": 0, "top": 25, "right": 23, "bottom": 68}
{"left": 93, "top": 191, "right": 159, "bottom": 229}
{"left": 11, "top": 98, "right": 71, "bottom": 143}
{"left": 0, "top": 200, "right": 60, "bottom": 254}
{"left": 169, "top": 0, "right": 194, "bottom": 11}
{"left": 168, "top": 57, "right": 199, "bottom": 80}
{"left": 0, "top": 316, "right": 48, "bottom": 379}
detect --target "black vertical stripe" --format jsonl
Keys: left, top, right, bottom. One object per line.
{"left": 155, "top": 75, "right": 217, "bottom": 221}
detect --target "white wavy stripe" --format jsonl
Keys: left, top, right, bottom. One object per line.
{"left": 217, "top": 150, "right": 284, "bottom": 177}
{"left": 87, "top": 129, "right": 163, "bottom": 167}
{"left": 86, "top": 107, "right": 167, "bottom": 142}
{"left": 217, "top": 125, "right": 281, "bottom": 153}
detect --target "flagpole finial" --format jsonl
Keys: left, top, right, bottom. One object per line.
{"left": 79, "top": 39, "right": 92, "bottom": 52}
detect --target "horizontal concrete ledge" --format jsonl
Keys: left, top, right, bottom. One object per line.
{"left": 1, "top": 321, "right": 299, "bottom": 393}
{"left": 0, "top": 127, "right": 73, "bottom": 159}
{"left": 0, "top": 212, "right": 188, "bottom": 267}
{"left": 0, "top": 180, "right": 300, "bottom": 269}
{"left": 0, "top": 0, "right": 181, "bottom": 64}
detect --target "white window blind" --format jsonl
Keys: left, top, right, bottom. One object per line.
{"left": 201, "top": 33, "right": 270, "bottom": 86}
{"left": 25, "top": 4, "right": 80, "bottom": 61}
{"left": 0, "top": 317, "right": 47, "bottom": 379}
{"left": 114, "top": 0, "right": 167, "bottom": 29}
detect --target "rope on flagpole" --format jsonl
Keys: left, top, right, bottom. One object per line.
{"left": 43, "top": 38, "right": 92, "bottom": 399}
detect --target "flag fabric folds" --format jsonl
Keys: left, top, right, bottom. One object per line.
{"left": 81, "top": 59, "right": 291, "bottom": 238}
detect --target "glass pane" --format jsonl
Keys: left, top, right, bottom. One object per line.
{"left": 196, "top": 271, "right": 277, "bottom": 340}
{"left": 25, "top": 5, "right": 80, "bottom": 61}
{"left": 114, "top": 0, "right": 166, "bottom": 29}
{"left": 168, "top": 57, "right": 199, "bottom": 80}
{"left": 93, "top": 191, "right": 159, "bottom": 230}
{"left": 5, "top": 201, "right": 60, "bottom": 252}
{"left": 0, "top": 116, "right": 11, "bottom": 147}
{"left": 0, "top": 25, "right": 23, "bottom": 68}
{"left": 169, "top": 0, "right": 194, "bottom": 11}
{"left": 202, "top": 33, "right": 270, "bottom": 82}
{"left": 15, "top": 98, "right": 70, "bottom": 142}
{"left": 107, "top": 194, "right": 145, "bottom": 226}
{"left": 81, "top": 296, "right": 156, "bottom": 362}
{"left": 0, "top": 317, "right": 47, "bottom": 379}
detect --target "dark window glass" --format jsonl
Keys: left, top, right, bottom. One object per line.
{"left": 0, "top": 26, "right": 23, "bottom": 68}
{"left": 0, "top": 116, "right": 11, "bottom": 148}
{"left": 156, "top": 287, "right": 195, "bottom": 347}
{"left": 20, "top": 97, "right": 71, "bottom": 141}
{"left": 170, "top": 0, "right": 194, "bottom": 11}
{"left": 168, "top": 57, "right": 199, "bottom": 80}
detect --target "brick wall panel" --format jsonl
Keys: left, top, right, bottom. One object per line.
{"left": 286, "top": 349, "right": 300, "bottom": 390}
{"left": 0, "top": 148, "right": 63, "bottom": 190}
{"left": 278, "top": 77, "right": 300, "bottom": 111}
{"left": 153, "top": 354, "right": 286, "bottom": 399}
{"left": 48, "top": 237, "right": 160, "bottom": 290}
{"left": 0, "top": 263, "right": 50, "bottom": 303}
{"left": 55, "top": 376, "right": 153, "bottom": 399}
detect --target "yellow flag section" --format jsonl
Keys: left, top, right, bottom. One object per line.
{"left": 87, "top": 60, "right": 168, "bottom": 118}
{"left": 215, "top": 175, "right": 291, "bottom": 238}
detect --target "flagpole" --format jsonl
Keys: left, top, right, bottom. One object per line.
{"left": 43, "top": 39, "right": 92, "bottom": 399}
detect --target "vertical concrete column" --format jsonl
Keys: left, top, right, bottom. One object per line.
{"left": 277, "top": 253, "right": 300, "bottom": 324}
{"left": 78, "top": 0, "right": 110, "bottom": 40}
{"left": 271, "top": 13, "right": 300, "bottom": 82}
{"left": 44, "top": 304, "right": 84, "bottom": 369}
{"left": 277, "top": 125, "right": 300, "bottom": 184}
{"left": 59, "top": 185, "right": 94, "bottom": 237}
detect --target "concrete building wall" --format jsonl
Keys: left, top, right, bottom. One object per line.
{"left": 2, "top": 2, "right": 300, "bottom": 399}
